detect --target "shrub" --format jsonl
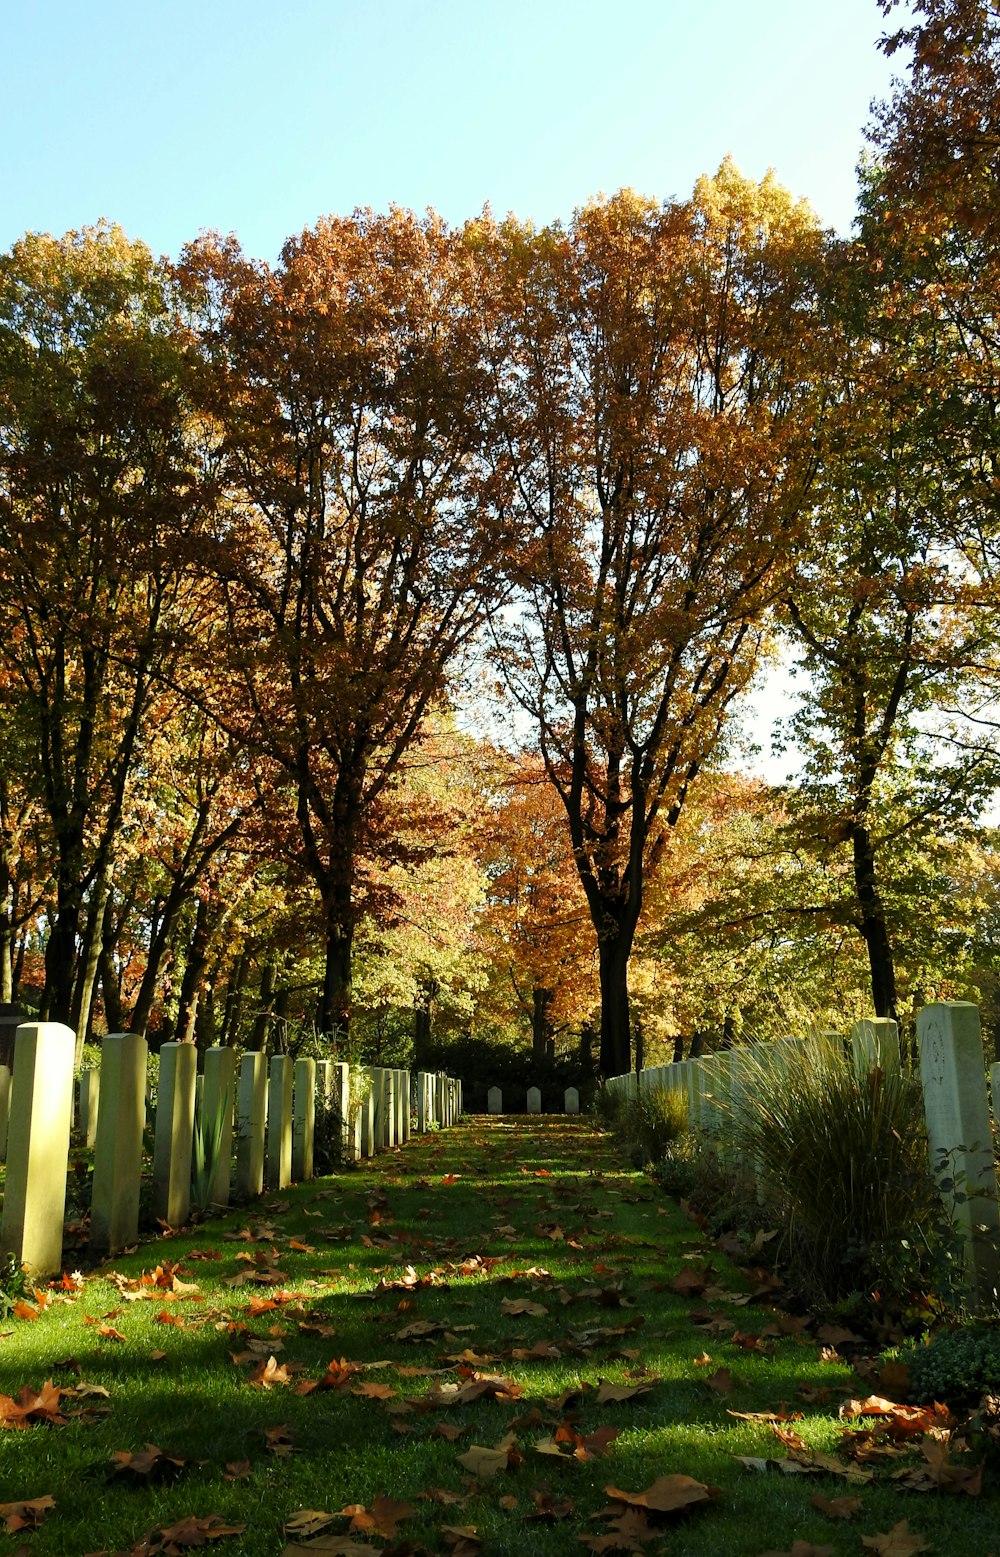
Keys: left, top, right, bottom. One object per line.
{"left": 907, "top": 1325, "right": 1000, "bottom": 1405}
{"left": 598, "top": 1081, "right": 688, "bottom": 1166}
{"left": 728, "top": 1039, "right": 943, "bottom": 1305}
{"left": 0, "top": 1252, "right": 30, "bottom": 1319}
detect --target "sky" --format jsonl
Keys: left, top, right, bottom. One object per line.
{"left": 2, "top": 0, "right": 907, "bottom": 780}
{"left": 3, "top": 0, "right": 903, "bottom": 263}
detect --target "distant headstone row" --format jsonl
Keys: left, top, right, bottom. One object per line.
{"left": 603, "top": 1002, "right": 1000, "bottom": 1307}
{"left": 0, "top": 1026, "right": 463, "bottom": 1274}
{"left": 486, "top": 1086, "right": 579, "bottom": 1114}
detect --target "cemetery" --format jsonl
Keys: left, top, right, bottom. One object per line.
{"left": 0, "top": 1022, "right": 462, "bottom": 1274}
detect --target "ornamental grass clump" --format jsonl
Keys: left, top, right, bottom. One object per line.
{"left": 729, "top": 1038, "right": 938, "bottom": 1306}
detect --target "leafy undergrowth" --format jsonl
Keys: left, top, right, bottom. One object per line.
{"left": 0, "top": 1117, "right": 996, "bottom": 1557}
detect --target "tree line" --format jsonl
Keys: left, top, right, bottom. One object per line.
{"left": 2, "top": 0, "right": 1000, "bottom": 1075}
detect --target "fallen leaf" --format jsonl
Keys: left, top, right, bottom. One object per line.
{"left": 810, "top": 1494, "right": 863, "bottom": 1520}
{"left": 861, "top": 1521, "right": 931, "bottom": 1555}
{"left": 604, "top": 1473, "right": 719, "bottom": 1514}
{"left": 0, "top": 1495, "right": 55, "bottom": 1532}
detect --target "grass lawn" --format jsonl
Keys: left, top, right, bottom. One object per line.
{"left": 0, "top": 1114, "right": 995, "bottom": 1557}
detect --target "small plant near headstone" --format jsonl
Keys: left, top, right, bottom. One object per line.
{"left": 0, "top": 1250, "right": 30, "bottom": 1319}
{"left": 191, "top": 1087, "right": 229, "bottom": 1212}
{"left": 905, "top": 1324, "right": 1000, "bottom": 1405}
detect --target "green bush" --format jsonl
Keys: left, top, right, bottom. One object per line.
{"left": 729, "top": 1040, "right": 944, "bottom": 1305}
{"left": 907, "top": 1325, "right": 1000, "bottom": 1404}
{"left": 599, "top": 1081, "right": 689, "bottom": 1167}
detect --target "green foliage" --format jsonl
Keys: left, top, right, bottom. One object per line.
{"left": 191, "top": 1088, "right": 229, "bottom": 1212}
{"left": 729, "top": 1040, "right": 943, "bottom": 1305}
{"left": 0, "top": 1251, "right": 29, "bottom": 1318}
{"left": 907, "top": 1325, "right": 1000, "bottom": 1405}
{"left": 599, "top": 1082, "right": 689, "bottom": 1167}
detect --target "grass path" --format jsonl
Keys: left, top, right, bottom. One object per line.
{"left": 0, "top": 1114, "right": 995, "bottom": 1556}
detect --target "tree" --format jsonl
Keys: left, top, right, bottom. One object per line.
{"left": 0, "top": 224, "right": 217, "bottom": 1046}
{"left": 183, "top": 211, "right": 504, "bottom": 1037}
{"left": 471, "top": 164, "right": 822, "bottom": 1074}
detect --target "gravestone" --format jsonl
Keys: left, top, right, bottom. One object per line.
{"left": 153, "top": 1042, "right": 197, "bottom": 1228}
{"left": 360, "top": 1069, "right": 376, "bottom": 1156}
{"left": 526, "top": 1086, "right": 541, "bottom": 1114}
{"left": 564, "top": 1086, "right": 579, "bottom": 1114}
{"left": 487, "top": 1086, "right": 502, "bottom": 1114}
{"left": 266, "top": 1055, "right": 294, "bottom": 1190}
{"left": 416, "top": 1070, "right": 431, "bottom": 1131}
{"left": 918, "top": 1001, "right": 1000, "bottom": 1304}
{"left": 850, "top": 1017, "right": 900, "bottom": 1075}
{"left": 0, "top": 1022, "right": 75, "bottom": 1273}
{"left": 90, "top": 1032, "right": 147, "bottom": 1255}
{"left": 0, "top": 1063, "right": 9, "bottom": 1162}
{"left": 78, "top": 1068, "right": 100, "bottom": 1147}
{"left": 236, "top": 1052, "right": 267, "bottom": 1199}
{"left": 292, "top": 1058, "right": 316, "bottom": 1181}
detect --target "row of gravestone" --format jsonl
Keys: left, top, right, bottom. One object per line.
{"left": 604, "top": 1003, "right": 1000, "bottom": 1306}
{"left": 486, "top": 1086, "right": 580, "bottom": 1114}
{"left": 0, "top": 1023, "right": 463, "bottom": 1274}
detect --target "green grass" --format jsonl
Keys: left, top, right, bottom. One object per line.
{"left": 0, "top": 1115, "right": 995, "bottom": 1556}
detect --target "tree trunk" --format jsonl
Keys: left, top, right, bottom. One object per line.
{"left": 597, "top": 935, "right": 631, "bottom": 1077}
{"left": 42, "top": 872, "right": 82, "bottom": 1024}
{"left": 532, "top": 987, "right": 553, "bottom": 1065}
{"left": 71, "top": 866, "right": 113, "bottom": 1062}
{"left": 220, "top": 950, "right": 247, "bottom": 1047}
{"left": 851, "top": 819, "right": 898, "bottom": 1019}
{"left": 248, "top": 959, "right": 276, "bottom": 1051}
{"left": 318, "top": 889, "right": 353, "bottom": 1038}
{"left": 175, "top": 896, "right": 212, "bottom": 1045}
{"left": 633, "top": 1015, "right": 644, "bottom": 1074}
{"left": 672, "top": 1033, "right": 684, "bottom": 1063}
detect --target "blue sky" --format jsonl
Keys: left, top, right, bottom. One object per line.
{"left": 3, "top": 0, "right": 902, "bottom": 262}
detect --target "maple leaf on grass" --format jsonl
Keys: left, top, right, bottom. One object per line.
{"left": 861, "top": 1522, "right": 932, "bottom": 1556}
{"left": 0, "top": 1495, "right": 55, "bottom": 1532}
{"left": 457, "top": 1434, "right": 523, "bottom": 1480}
{"left": 0, "top": 1380, "right": 67, "bottom": 1428}
{"left": 603, "top": 1474, "right": 719, "bottom": 1515}
{"left": 110, "top": 1445, "right": 188, "bottom": 1481}
{"left": 810, "top": 1493, "right": 863, "bottom": 1519}
{"left": 138, "top": 1513, "right": 246, "bottom": 1553}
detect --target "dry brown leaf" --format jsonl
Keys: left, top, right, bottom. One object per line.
{"left": 810, "top": 1493, "right": 863, "bottom": 1520}
{"left": 0, "top": 1495, "right": 55, "bottom": 1533}
{"left": 110, "top": 1444, "right": 187, "bottom": 1480}
{"left": 594, "top": 1380, "right": 655, "bottom": 1405}
{"left": 604, "top": 1473, "right": 718, "bottom": 1514}
{"left": 861, "top": 1521, "right": 932, "bottom": 1555}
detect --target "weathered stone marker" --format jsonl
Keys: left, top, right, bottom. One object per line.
{"left": 0, "top": 1022, "right": 76, "bottom": 1273}
{"left": 90, "top": 1032, "right": 148, "bottom": 1255}
{"left": 526, "top": 1085, "right": 541, "bottom": 1114}
{"left": 202, "top": 1046, "right": 236, "bottom": 1209}
{"left": 487, "top": 1086, "right": 502, "bottom": 1114}
{"left": 564, "top": 1086, "right": 579, "bottom": 1114}
{"left": 266, "top": 1055, "right": 294, "bottom": 1190}
{"left": 77, "top": 1068, "right": 100, "bottom": 1147}
{"left": 0, "top": 1062, "right": 11, "bottom": 1163}
{"left": 236, "top": 1052, "right": 267, "bottom": 1199}
{"left": 416, "top": 1070, "right": 431, "bottom": 1130}
{"left": 153, "top": 1042, "right": 197, "bottom": 1228}
{"left": 850, "top": 1017, "right": 900, "bottom": 1075}
{"left": 332, "top": 1062, "right": 359, "bottom": 1162}
{"left": 360, "top": 1069, "right": 376, "bottom": 1156}
{"left": 918, "top": 1001, "right": 1000, "bottom": 1304}
{"left": 292, "top": 1058, "right": 316, "bottom": 1181}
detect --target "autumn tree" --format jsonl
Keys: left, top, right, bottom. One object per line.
{"left": 470, "top": 165, "right": 822, "bottom": 1074}
{"left": 183, "top": 211, "right": 503, "bottom": 1037}
{"left": 0, "top": 224, "right": 218, "bottom": 1047}
{"left": 476, "top": 751, "right": 596, "bottom": 1063}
